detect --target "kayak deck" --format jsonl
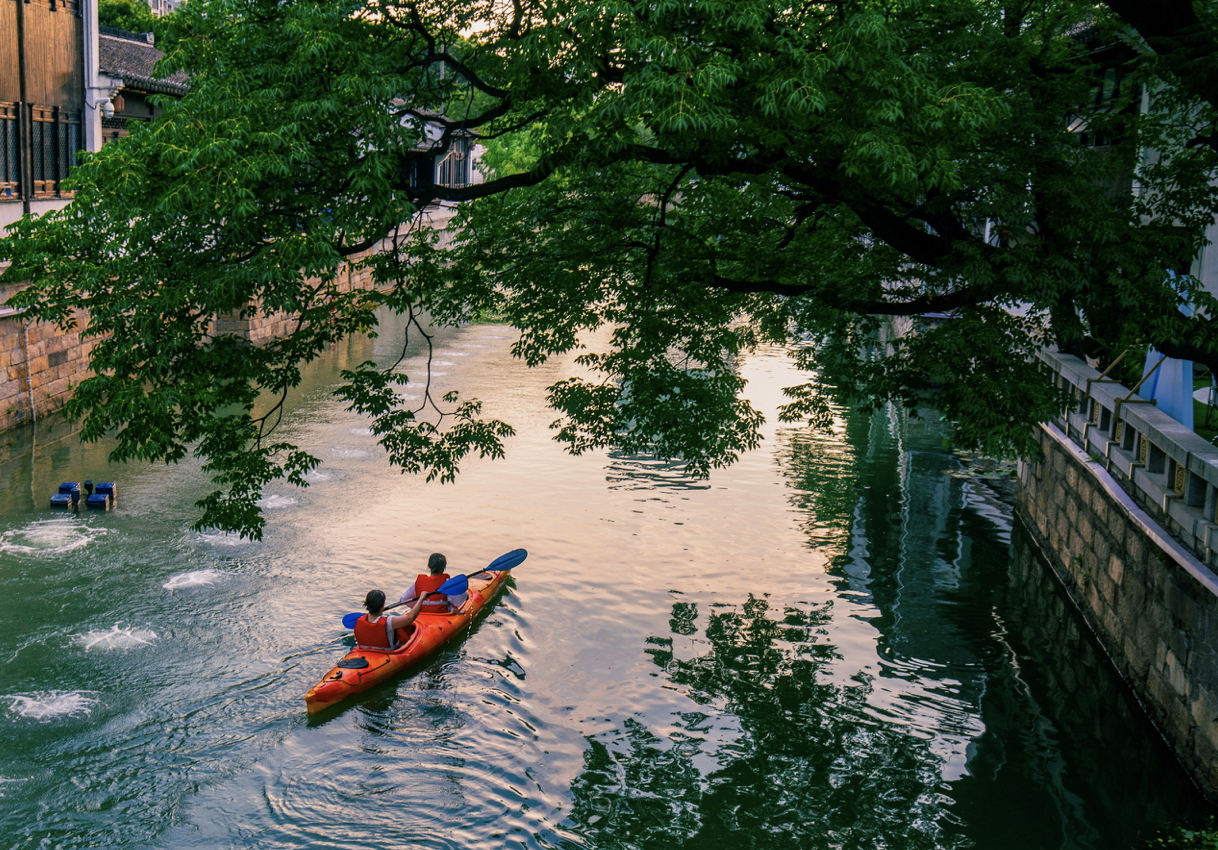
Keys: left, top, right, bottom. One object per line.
{"left": 304, "top": 569, "right": 509, "bottom": 714}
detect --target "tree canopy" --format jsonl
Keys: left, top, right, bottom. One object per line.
{"left": 98, "top": 0, "right": 158, "bottom": 34}
{"left": 2, "top": 0, "right": 1217, "bottom": 537}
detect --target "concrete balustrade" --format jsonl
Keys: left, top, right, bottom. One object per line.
{"left": 1037, "top": 348, "right": 1218, "bottom": 566}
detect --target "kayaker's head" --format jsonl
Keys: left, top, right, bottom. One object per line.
{"left": 364, "top": 589, "right": 387, "bottom": 615}
{"left": 428, "top": 553, "right": 447, "bottom": 575}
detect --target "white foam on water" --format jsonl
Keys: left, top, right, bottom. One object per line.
{"left": 0, "top": 776, "right": 21, "bottom": 797}
{"left": 163, "top": 569, "right": 227, "bottom": 590}
{"left": 195, "top": 531, "right": 248, "bottom": 547}
{"left": 348, "top": 427, "right": 373, "bottom": 436}
{"left": 0, "top": 520, "right": 107, "bottom": 557}
{"left": 5, "top": 691, "right": 99, "bottom": 721}
{"left": 74, "top": 625, "right": 158, "bottom": 651}
{"left": 331, "top": 447, "right": 370, "bottom": 457}
{"left": 255, "top": 495, "right": 298, "bottom": 510}
{"left": 432, "top": 360, "right": 456, "bottom": 366}
{"left": 304, "top": 470, "right": 331, "bottom": 482}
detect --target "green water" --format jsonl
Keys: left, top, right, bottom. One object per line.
{"left": 0, "top": 315, "right": 1208, "bottom": 849}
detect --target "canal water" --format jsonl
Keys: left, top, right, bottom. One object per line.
{"left": 0, "top": 312, "right": 1209, "bottom": 849}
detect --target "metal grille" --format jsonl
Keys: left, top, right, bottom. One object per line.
{"left": 1174, "top": 464, "right": 1187, "bottom": 495}
{"left": 32, "top": 107, "right": 54, "bottom": 195}
{"left": 1139, "top": 435, "right": 1149, "bottom": 465}
{"left": 61, "top": 115, "right": 81, "bottom": 180}
{"left": 29, "top": 107, "right": 81, "bottom": 197}
{"left": 1113, "top": 421, "right": 1124, "bottom": 445}
{"left": 0, "top": 103, "right": 17, "bottom": 199}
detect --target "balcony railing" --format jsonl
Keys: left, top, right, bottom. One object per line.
{"left": 1038, "top": 348, "right": 1218, "bottom": 565}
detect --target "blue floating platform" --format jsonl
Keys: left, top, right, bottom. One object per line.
{"left": 58, "top": 482, "right": 81, "bottom": 494}
{"left": 49, "top": 493, "right": 74, "bottom": 508}
{"left": 85, "top": 493, "right": 111, "bottom": 509}
{"left": 95, "top": 482, "right": 117, "bottom": 497}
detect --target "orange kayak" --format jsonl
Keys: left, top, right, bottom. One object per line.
{"left": 304, "top": 568, "right": 510, "bottom": 713}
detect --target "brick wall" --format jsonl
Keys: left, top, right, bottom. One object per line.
{"left": 1018, "top": 422, "right": 1218, "bottom": 798}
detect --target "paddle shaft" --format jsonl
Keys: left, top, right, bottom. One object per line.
{"left": 340, "top": 549, "right": 525, "bottom": 630}
{"left": 383, "top": 570, "right": 486, "bottom": 613}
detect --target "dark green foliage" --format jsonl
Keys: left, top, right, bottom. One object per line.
{"left": 3, "top": 0, "right": 1217, "bottom": 534}
{"left": 1148, "top": 819, "right": 1218, "bottom": 850}
{"left": 98, "top": 0, "right": 157, "bottom": 34}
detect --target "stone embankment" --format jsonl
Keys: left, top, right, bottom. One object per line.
{"left": 0, "top": 258, "right": 379, "bottom": 432}
{"left": 0, "top": 207, "right": 458, "bottom": 433}
{"left": 0, "top": 281, "right": 94, "bottom": 431}
{"left": 1019, "top": 350, "right": 1218, "bottom": 799}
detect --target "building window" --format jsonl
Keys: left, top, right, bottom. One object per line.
{"left": 0, "top": 103, "right": 18, "bottom": 200}
{"left": 31, "top": 106, "right": 81, "bottom": 197}
{"left": 0, "top": 105, "right": 81, "bottom": 201}
{"left": 436, "top": 137, "right": 470, "bottom": 188}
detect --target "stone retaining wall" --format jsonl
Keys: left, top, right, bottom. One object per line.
{"left": 1006, "top": 519, "right": 1203, "bottom": 826}
{"left": 209, "top": 245, "right": 382, "bottom": 346}
{"left": 0, "top": 282, "right": 94, "bottom": 432}
{"left": 0, "top": 209, "right": 460, "bottom": 434}
{"left": 1017, "top": 422, "right": 1218, "bottom": 798}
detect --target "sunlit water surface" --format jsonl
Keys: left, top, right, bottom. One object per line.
{"left": 0, "top": 314, "right": 1209, "bottom": 849}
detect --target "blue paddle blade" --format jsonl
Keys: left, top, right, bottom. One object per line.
{"left": 438, "top": 574, "right": 469, "bottom": 596}
{"left": 485, "top": 549, "right": 527, "bottom": 572}
{"left": 342, "top": 611, "right": 362, "bottom": 630}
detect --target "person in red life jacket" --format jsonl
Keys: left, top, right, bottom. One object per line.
{"left": 353, "top": 589, "right": 425, "bottom": 650}
{"left": 399, "top": 553, "right": 467, "bottom": 614}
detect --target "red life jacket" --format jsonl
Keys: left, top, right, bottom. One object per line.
{"left": 354, "top": 614, "right": 395, "bottom": 649}
{"left": 416, "top": 573, "right": 451, "bottom": 613}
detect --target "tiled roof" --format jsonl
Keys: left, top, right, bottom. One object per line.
{"left": 99, "top": 31, "right": 189, "bottom": 96}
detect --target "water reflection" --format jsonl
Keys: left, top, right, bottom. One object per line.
{"left": 562, "top": 404, "right": 1208, "bottom": 850}
{"left": 569, "top": 594, "right": 966, "bottom": 849}
{"left": 0, "top": 327, "right": 1209, "bottom": 849}
{"left": 604, "top": 452, "right": 713, "bottom": 492}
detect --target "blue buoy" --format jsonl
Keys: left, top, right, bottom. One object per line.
{"left": 49, "top": 481, "right": 116, "bottom": 509}
{"left": 51, "top": 482, "right": 80, "bottom": 508}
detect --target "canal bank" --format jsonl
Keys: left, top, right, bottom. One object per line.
{"left": 0, "top": 318, "right": 1208, "bottom": 849}
{"left": 1017, "top": 396, "right": 1218, "bottom": 800}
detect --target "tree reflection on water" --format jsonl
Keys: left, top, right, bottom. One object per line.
{"left": 558, "top": 407, "right": 1208, "bottom": 850}
{"left": 563, "top": 595, "right": 967, "bottom": 850}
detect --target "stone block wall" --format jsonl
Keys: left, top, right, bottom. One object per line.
{"left": 1006, "top": 520, "right": 1203, "bottom": 826}
{"left": 1018, "top": 422, "right": 1218, "bottom": 798}
{"left": 0, "top": 229, "right": 415, "bottom": 434}
{"left": 211, "top": 247, "right": 382, "bottom": 346}
{"left": 0, "top": 278, "right": 94, "bottom": 432}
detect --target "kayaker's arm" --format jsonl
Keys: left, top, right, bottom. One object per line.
{"left": 386, "top": 593, "right": 427, "bottom": 630}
